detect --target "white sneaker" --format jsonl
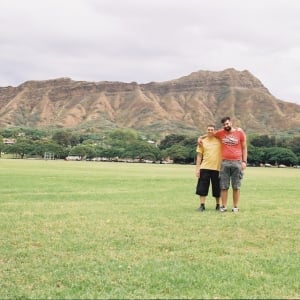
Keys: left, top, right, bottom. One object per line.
{"left": 232, "top": 207, "right": 239, "bottom": 213}
{"left": 219, "top": 206, "right": 227, "bottom": 212}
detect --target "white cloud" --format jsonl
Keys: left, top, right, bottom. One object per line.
{"left": 1, "top": 0, "right": 300, "bottom": 104}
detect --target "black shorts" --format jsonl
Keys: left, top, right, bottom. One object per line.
{"left": 196, "top": 169, "right": 220, "bottom": 197}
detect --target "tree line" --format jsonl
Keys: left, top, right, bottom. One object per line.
{"left": 0, "top": 127, "right": 299, "bottom": 166}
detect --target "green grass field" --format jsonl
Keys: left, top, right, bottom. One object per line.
{"left": 0, "top": 159, "right": 299, "bottom": 299}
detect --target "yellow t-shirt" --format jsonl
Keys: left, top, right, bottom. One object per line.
{"left": 196, "top": 136, "right": 221, "bottom": 171}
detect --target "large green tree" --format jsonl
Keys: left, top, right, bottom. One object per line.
{"left": 4, "top": 139, "right": 34, "bottom": 159}
{"left": 159, "top": 134, "right": 186, "bottom": 150}
{"left": 52, "top": 130, "right": 79, "bottom": 147}
{"left": 250, "top": 135, "right": 276, "bottom": 147}
{"left": 33, "top": 140, "right": 67, "bottom": 158}
{"left": 69, "top": 145, "right": 96, "bottom": 159}
{"left": 288, "top": 136, "right": 300, "bottom": 157}
{"left": 125, "top": 140, "right": 160, "bottom": 161}
{"left": 167, "top": 144, "right": 190, "bottom": 164}
{"left": 247, "top": 144, "right": 264, "bottom": 165}
{"left": 263, "top": 147, "right": 298, "bottom": 166}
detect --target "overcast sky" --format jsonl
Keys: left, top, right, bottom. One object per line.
{"left": 1, "top": 0, "right": 300, "bottom": 104}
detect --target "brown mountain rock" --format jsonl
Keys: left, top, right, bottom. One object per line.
{"left": 0, "top": 68, "right": 299, "bottom": 135}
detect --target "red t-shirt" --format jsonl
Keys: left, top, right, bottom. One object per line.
{"left": 215, "top": 129, "right": 245, "bottom": 161}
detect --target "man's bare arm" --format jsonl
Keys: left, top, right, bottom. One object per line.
{"left": 241, "top": 136, "right": 248, "bottom": 170}
{"left": 195, "top": 153, "right": 202, "bottom": 177}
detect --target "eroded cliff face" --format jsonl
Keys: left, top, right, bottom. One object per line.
{"left": 1, "top": 68, "right": 300, "bottom": 134}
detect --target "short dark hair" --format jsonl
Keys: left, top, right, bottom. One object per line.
{"left": 207, "top": 124, "right": 215, "bottom": 128}
{"left": 221, "top": 116, "right": 231, "bottom": 124}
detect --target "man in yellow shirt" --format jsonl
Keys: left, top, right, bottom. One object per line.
{"left": 195, "top": 125, "right": 221, "bottom": 211}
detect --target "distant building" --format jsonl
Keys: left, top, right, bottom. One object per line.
{"left": 3, "top": 138, "right": 16, "bottom": 144}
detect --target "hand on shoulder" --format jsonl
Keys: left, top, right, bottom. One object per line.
{"left": 197, "top": 134, "right": 207, "bottom": 145}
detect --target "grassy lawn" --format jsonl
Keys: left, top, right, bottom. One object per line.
{"left": 0, "top": 159, "right": 299, "bottom": 299}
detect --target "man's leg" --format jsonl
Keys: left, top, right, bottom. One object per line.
{"left": 231, "top": 161, "right": 243, "bottom": 210}
{"left": 219, "top": 162, "right": 230, "bottom": 211}
{"left": 221, "top": 189, "right": 228, "bottom": 207}
{"left": 215, "top": 197, "right": 220, "bottom": 210}
{"left": 211, "top": 170, "right": 220, "bottom": 209}
{"left": 233, "top": 189, "right": 240, "bottom": 207}
{"left": 200, "top": 195, "right": 206, "bottom": 205}
{"left": 196, "top": 170, "right": 210, "bottom": 211}
{"left": 196, "top": 196, "right": 206, "bottom": 211}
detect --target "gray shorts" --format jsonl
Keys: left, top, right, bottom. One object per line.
{"left": 220, "top": 160, "right": 243, "bottom": 190}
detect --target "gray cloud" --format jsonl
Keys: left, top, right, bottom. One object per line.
{"left": 1, "top": 0, "right": 300, "bottom": 104}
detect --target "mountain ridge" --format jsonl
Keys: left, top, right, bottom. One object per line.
{"left": 1, "top": 68, "right": 300, "bottom": 136}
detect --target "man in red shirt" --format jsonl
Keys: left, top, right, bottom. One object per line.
{"left": 216, "top": 117, "right": 247, "bottom": 212}
{"left": 198, "top": 117, "right": 247, "bottom": 212}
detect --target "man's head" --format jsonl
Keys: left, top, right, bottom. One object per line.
{"left": 221, "top": 117, "right": 232, "bottom": 132}
{"left": 207, "top": 124, "right": 215, "bottom": 136}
